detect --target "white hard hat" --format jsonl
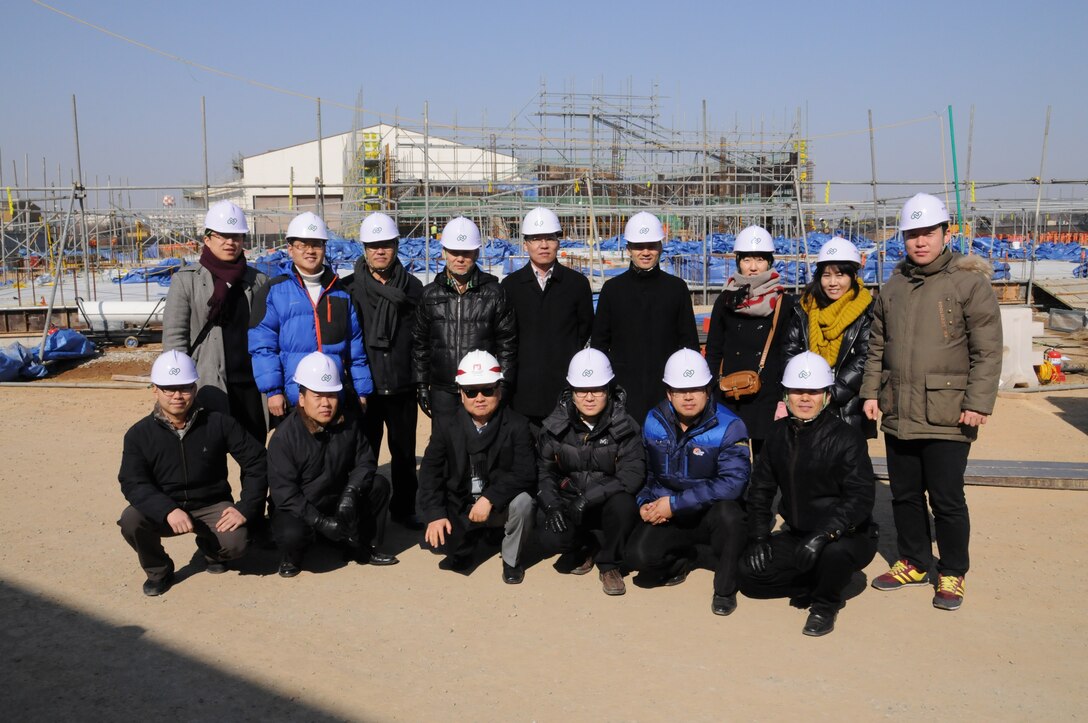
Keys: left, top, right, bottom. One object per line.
{"left": 204, "top": 201, "right": 249, "bottom": 234}
{"left": 441, "top": 216, "right": 482, "bottom": 250}
{"left": 286, "top": 211, "right": 329, "bottom": 242}
{"left": 899, "top": 193, "right": 951, "bottom": 232}
{"left": 734, "top": 225, "right": 773, "bottom": 254}
{"left": 522, "top": 207, "right": 562, "bottom": 236}
{"left": 456, "top": 349, "right": 503, "bottom": 386}
{"left": 662, "top": 348, "right": 713, "bottom": 388}
{"left": 293, "top": 351, "right": 343, "bottom": 392}
{"left": 566, "top": 348, "right": 615, "bottom": 388}
{"left": 782, "top": 352, "right": 836, "bottom": 390}
{"left": 816, "top": 237, "right": 862, "bottom": 265}
{"left": 623, "top": 211, "right": 665, "bottom": 244}
{"left": 360, "top": 212, "right": 398, "bottom": 243}
{"left": 151, "top": 350, "right": 198, "bottom": 386}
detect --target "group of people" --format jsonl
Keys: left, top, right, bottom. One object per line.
{"left": 118, "top": 192, "right": 1001, "bottom": 637}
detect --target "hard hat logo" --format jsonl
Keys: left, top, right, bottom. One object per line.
{"left": 307, "top": 224, "right": 318, "bottom": 232}
{"left": 827, "top": 247, "right": 837, "bottom": 255}
{"left": 639, "top": 227, "right": 649, "bottom": 234}
{"left": 372, "top": 226, "right": 382, "bottom": 234}
{"left": 321, "top": 373, "right": 332, "bottom": 382}
{"left": 227, "top": 218, "right": 237, "bottom": 225}
{"left": 799, "top": 369, "right": 811, "bottom": 379}
{"left": 683, "top": 369, "right": 694, "bottom": 378}
{"left": 582, "top": 369, "right": 594, "bottom": 377}
{"left": 169, "top": 367, "right": 180, "bottom": 376}
{"left": 458, "top": 234, "right": 467, "bottom": 241}
{"left": 911, "top": 211, "right": 923, "bottom": 219}
{"left": 534, "top": 219, "right": 544, "bottom": 226}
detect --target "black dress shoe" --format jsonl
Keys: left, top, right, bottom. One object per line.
{"left": 205, "top": 560, "right": 229, "bottom": 575}
{"left": 439, "top": 555, "right": 472, "bottom": 572}
{"left": 665, "top": 569, "right": 689, "bottom": 587}
{"left": 278, "top": 558, "right": 302, "bottom": 578}
{"left": 365, "top": 551, "right": 400, "bottom": 566}
{"left": 142, "top": 571, "right": 174, "bottom": 597}
{"left": 711, "top": 593, "right": 737, "bottom": 616}
{"left": 803, "top": 610, "right": 836, "bottom": 637}
{"left": 502, "top": 562, "right": 525, "bottom": 584}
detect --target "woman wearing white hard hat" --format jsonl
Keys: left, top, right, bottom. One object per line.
{"left": 163, "top": 200, "right": 269, "bottom": 442}
{"left": 536, "top": 349, "right": 644, "bottom": 596}
{"left": 626, "top": 348, "right": 751, "bottom": 616}
{"left": 738, "top": 352, "right": 878, "bottom": 637}
{"left": 782, "top": 237, "right": 875, "bottom": 437}
{"left": 705, "top": 225, "right": 795, "bottom": 454}
{"left": 412, "top": 216, "right": 517, "bottom": 419}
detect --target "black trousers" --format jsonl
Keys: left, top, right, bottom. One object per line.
{"left": 228, "top": 379, "right": 268, "bottom": 444}
{"left": 625, "top": 499, "right": 746, "bottom": 596}
{"left": 272, "top": 474, "right": 391, "bottom": 561}
{"left": 428, "top": 388, "right": 462, "bottom": 419}
{"left": 360, "top": 392, "right": 419, "bottom": 519}
{"left": 119, "top": 501, "right": 247, "bottom": 582}
{"left": 535, "top": 492, "right": 639, "bottom": 572}
{"left": 738, "top": 526, "right": 879, "bottom": 615}
{"left": 885, "top": 435, "right": 971, "bottom": 576}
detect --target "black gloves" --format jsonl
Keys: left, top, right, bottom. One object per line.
{"left": 312, "top": 515, "right": 348, "bottom": 542}
{"left": 567, "top": 495, "right": 589, "bottom": 527}
{"left": 416, "top": 385, "right": 432, "bottom": 418}
{"left": 796, "top": 532, "right": 832, "bottom": 572}
{"left": 544, "top": 506, "right": 568, "bottom": 535}
{"left": 336, "top": 488, "right": 360, "bottom": 523}
{"left": 744, "top": 537, "right": 773, "bottom": 574}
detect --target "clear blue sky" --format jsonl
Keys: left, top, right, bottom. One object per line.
{"left": 2, "top": 0, "right": 1084, "bottom": 203}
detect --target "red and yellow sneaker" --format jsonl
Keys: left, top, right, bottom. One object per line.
{"left": 932, "top": 575, "right": 966, "bottom": 611}
{"left": 871, "top": 559, "right": 930, "bottom": 591}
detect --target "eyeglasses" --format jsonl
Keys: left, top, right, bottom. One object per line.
{"left": 291, "top": 240, "right": 326, "bottom": 249}
{"left": 462, "top": 386, "right": 497, "bottom": 399}
{"left": 157, "top": 384, "right": 196, "bottom": 396}
{"left": 573, "top": 389, "right": 607, "bottom": 399}
{"left": 210, "top": 231, "right": 245, "bottom": 242}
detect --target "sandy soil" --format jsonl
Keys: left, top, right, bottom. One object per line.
{"left": 2, "top": 353, "right": 1087, "bottom": 720}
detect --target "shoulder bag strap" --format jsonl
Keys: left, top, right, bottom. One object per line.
{"left": 756, "top": 299, "right": 783, "bottom": 374}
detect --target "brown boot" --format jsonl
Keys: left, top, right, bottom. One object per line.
{"left": 599, "top": 569, "right": 626, "bottom": 596}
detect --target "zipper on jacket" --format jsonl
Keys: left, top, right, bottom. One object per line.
{"left": 787, "top": 425, "right": 800, "bottom": 525}
{"left": 178, "top": 434, "right": 190, "bottom": 505}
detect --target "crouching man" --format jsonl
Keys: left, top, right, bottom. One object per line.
{"left": 625, "top": 348, "right": 751, "bottom": 616}
{"left": 738, "top": 353, "right": 878, "bottom": 637}
{"left": 268, "top": 352, "right": 399, "bottom": 578}
{"left": 118, "top": 351, "right": 268, "bottom": 596}
{"left": 419, "top": 350, "right": 536, "bottom": 584}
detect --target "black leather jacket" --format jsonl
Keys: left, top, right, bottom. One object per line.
{"left": 412, "top": 267, "right": 517, "bottom": 393}
{"left": 783, "top": 300, "right": 875, "bottom": 438}
{"left": 747, "top": 411, "right": 875, "bottom": 538}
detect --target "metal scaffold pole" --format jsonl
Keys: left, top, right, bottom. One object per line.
{"left": 1026, "top": 105, "right": 1051, "bottom": 307}
{"left": 868, "top": 110, "right": 883, "bottom": 288}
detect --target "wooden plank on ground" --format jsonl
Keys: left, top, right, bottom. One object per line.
{"left": 871, "top": 457, "right": 1088, "bottom": 491}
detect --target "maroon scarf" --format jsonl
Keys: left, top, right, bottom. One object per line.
{"left": 199, "top": 245, "right": 247, "bottom": 323}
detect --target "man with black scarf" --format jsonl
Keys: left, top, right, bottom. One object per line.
{"left": 591, "top": 211, "right": 699, "bottom": 424}
{"left": 343, "top": 212, "right": 424, "bottom": 530}
{"left": 163, "top": 201, "right": 269, "bottom": 443}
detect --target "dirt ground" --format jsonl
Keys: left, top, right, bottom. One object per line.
{"left": 2, "top": 349, "right": 1087, "bottom": 720}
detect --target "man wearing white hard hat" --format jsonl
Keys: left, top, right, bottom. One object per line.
{"left": 500, "top": 207, "right": 592, "bottom": 430}
{"left": 163, "top": 200, "right": 269, "bottom": 442}
{"left": 861, "top": 193, "right": 1001, "bottom": 612}
{"left": 117, "top": 351, "right": 268, "bottom": 596}
{"left": 413, "top": 216, "right": 517, "bottom": 419}
{"left": 783, "top": 236, "right": 875, "bottom": 437}
{"left": 626, "top": 348, "right": 750, "bottom": 616}
{"left": 343, "top": 212, "right": 425, "bottom": 530}
{"left": 249, "top": 211, "right": 373, "bottom": 420}
{"left": 266, "top": 352, "right": 397, "bottom": 578}
{"left": 536, "top": 349, "right": 643, "bottom": 596}
{"left": 418, "top": 350, "right": 536, "bottom": 584}
{"left": 591, "top": 211, "right": 699, "bottom": 424}
{"left": 739, "top": 352, "right": 878, "bottom": 637}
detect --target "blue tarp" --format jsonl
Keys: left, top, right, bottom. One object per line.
{"left": 0, "top": 329, "right": 97, "bottom": 382}
{"left": 113, "top": 258, "right": 182, "bottom": 286}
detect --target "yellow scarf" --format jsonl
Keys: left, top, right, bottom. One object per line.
{"left": 802, "top": 285, "right": 873, "bottom": 367}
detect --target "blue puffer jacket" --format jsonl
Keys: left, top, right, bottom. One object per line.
{"left": 637, "top": 400, "right": 751, "bottom": 513}
{"left": 249, "top": 266, "right": 373, "bottom": 404}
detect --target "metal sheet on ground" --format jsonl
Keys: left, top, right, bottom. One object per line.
{"left": 871, "top": 457, "right": 1088, "bottom": 491}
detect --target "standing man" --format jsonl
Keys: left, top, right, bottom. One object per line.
{"left": 418, "top": 350, "right": 536, "bottom": 584}
{"left": 501, "top": 207, "right": 593, "bottom": 430}
{"left": 344, "top": 212, "right": 424, "bottom": 529}
{"left": 591, "top": 211, "right": 699, "bottom": 424}
{"left": 249, "top": 211, "right": 373, "bottom": 422}
{"left": 412, "top": 216, "right": 517, "bottom": 419}
{"left": 861, "top": 193, "right": 1002, "bottom": 611}
{"left": 118, "top": 351, "right": 267, "bottom": 596}
{"left": 163, "top": 200, "right": 269, "bottom": 442}
{"left": 625, "top": 349, "right": 751, "bottom": 616}
{"left": 267, "top": 352, "right": 398, "bottom": 577}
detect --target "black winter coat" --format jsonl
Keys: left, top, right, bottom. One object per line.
{"left": 501, "top": 262, "right": 593, "bottom": 419}
{"left": 704, "top": 293, "right": 795, "bottom": 443}
{"left": 412, "top": 267, "right": 517, "bottom": 393}
{"left": 536, "top": 388, "right": 644, "bottom": 511}
{"left": 417, "top": 406, "right": 536, "bottom": 522}
{"left": 267, "top": 409, "right": 377, "bottom": 521}
{"left": 118, "top": 407, "right": 268, "bottom": 524}
{"left": 591, "top": 265, "right": 699, "bottom": 424}
{"left": 747, "top": 411, "right": 875, "bottom": 539}
{"left": 342, "top": 259, "right": 423, "bottom": 395}
{"left": 782, "top": 300, "right": 876, "bottom": 438}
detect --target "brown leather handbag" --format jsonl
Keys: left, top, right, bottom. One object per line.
{"left": 719, "top": 301, "right": 782, "bottom": 401}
